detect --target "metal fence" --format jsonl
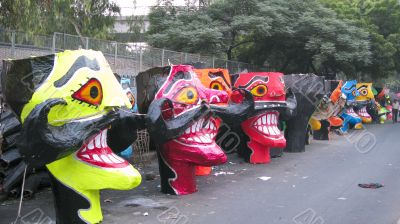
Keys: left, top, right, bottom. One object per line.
{"left": 0, "top": 30, "right": 257, "bottom": 77}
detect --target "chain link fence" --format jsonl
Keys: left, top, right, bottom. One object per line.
{"left": 0, "top": 30, "right": 257, "bottom": 77}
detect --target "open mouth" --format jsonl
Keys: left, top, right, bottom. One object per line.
{"left": 177, "top": 117, "right": 218, "bottom": 145}
{"left": 357, "top": 106, "right": 370, "bottom": 118}
{"left": 252, "top": 111, "right": 282, "bottom": 137}
{"left": 346, "top": 108, "right": 360, "bottom": 118}
{"left": 76, "top": 129, "right": 129, "bottom": 168}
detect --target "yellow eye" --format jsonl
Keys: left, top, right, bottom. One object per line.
{"left": 210, "top": 81, "right": 224, "bottom": 90}
{"left": 250, "top": 85, "right": 268, "bottom": 97}
{"left": 358, "top": 88, "right": 368, "bottom": 96}
{"left": 352, "top": 90, "right": 356, "bottom": 96}
{"left": 175, "top": 87, "right": 198, "bottom": 104}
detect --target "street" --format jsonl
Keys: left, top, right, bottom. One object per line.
{"left": 1, "top": 123, "right": 400, "bottom": 224}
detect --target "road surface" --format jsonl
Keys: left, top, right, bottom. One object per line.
{"left": 1, "top": 123, "right": 399, "bottom": 224}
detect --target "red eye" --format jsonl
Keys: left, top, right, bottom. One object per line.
{"left": 72, "top": 78, "right": 103, "bottom": 106}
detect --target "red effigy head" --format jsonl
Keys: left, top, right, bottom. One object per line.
{"left": 232, "top": 72, "right": 287, "bottom": 164}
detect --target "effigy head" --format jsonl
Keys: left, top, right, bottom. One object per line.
{"left": 310, "top": 80, "right": 344, "bottom": 139}
{"left": 356, "top": 83, "right": 374, "bottom": 102}
{"left": 355, "top": 83, "right": 374, "bottom": 123}
{"left": 1, "top": 50, "right": 142, "bottom": 223}
{"left": 341, "top": 80, "right": 359, "bottom": 104}
{"left": 339, "top": 80, "right": 363, "bottom": 132}
{"left": 138, "top": 65, "right": 254, "bottom": 195}
{"left": 231, "top": 72, "right": 296, "bottom": 163}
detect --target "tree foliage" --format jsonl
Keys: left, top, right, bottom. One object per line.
{"left": 0, "top": 0, "right": 120, "bottom": 39}
{"left": 147, "top": 0, "right": 400, "bottom": 79}
{"left": 321, "top": 0, "right": 400, "bottom": 80}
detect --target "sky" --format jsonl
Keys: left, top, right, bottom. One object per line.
{"left": 112, "top": 0, "right": 192, "bottom": 16}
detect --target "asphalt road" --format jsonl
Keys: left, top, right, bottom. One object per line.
{"left": 1, "top": 123, "right": 400, "bottom": 224}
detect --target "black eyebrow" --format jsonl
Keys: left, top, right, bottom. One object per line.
{"left": 344, "top": 84, "right": 356, "bottom": 91}
{"left": 164, "top": 71, "right": 192, "bottom": 93}
{"left": 208, "top": 71, "right": 231, "bottom": 89}
{"left": 54, "top": 56, "right": 100, "bottom": 87}
{"left": 357, "top": 84, "right": 368, "bottom": 90}
{"left": 238, "top": 76, "right": 269, "bottom": 89}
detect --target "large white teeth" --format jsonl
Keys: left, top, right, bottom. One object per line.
{"left": 263, "top": 126, "right": 269, "bottom": 134}
{"left": 194, "top": 137, "right": 201, "bottom": 143}
{"left": 93, "top": 154, "right": 102, "bottom": 162}
{"left": 200, "top": 136, "right": 207, "bottom": 143}
{"left": 108, "top": 154, "right": 122, "bottom": 164}
{"left": 101, "top": 130, "right": 107, "bottom": 147}
{"left": 188, "top": 137, "right": 194, "bottom": 141}
{"left": 185, "top": 128, "right": 191, "bottom": 134}
{"left": 268, "top": 126, "right": 275, "bottom": 135}
{"left": 210, "top": 122, "right": 215, "bottom": 130}
{"left": 113, "top": 154, "right": 125, "bottom": 163}
{"left": 100, "top": 154, "right": 112, "bottom": 163}
{"left": 81, "top": 147, "right": 87, "bottom": 153}
{"left": 267, "top": 114, "right": 271, "bottom": 125}
{"left": 88, "top": 140, "right": 94, "bottom": 150}
{"left": 81, "top": 154, "right": 90, "bottom": 159}
{"left": 196, "top": 119, "right": 202, "bottom": 132}
{"left": 95, "top": 133, "right": 102, "bottom": 148}
{"left": 262, "top": 116, "right": 266, "bottom": 124}
{"left": 205, "top": 121, "right": 210, "bottom": 129}
{"left": 274, "top": 127, "right": 281, "bottom": 134}
{"left": 191, "top": 123, "right": 197, "bottom": 133}
{"left": 257, "top": 119, "right": 262, "bottom": 125}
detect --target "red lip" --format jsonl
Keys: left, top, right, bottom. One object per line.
{"left": 251, "top": 111, "right": 283, "bottom": 138}
{"left": 76, "top": 129, "right": 130, "bottom": 168}
{"left": 176, "top": 117, "right": 219, "bottom": 145}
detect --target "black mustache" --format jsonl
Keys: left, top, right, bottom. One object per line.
{"left": 251, "top": 88, "right": 297, "bottom": 120}
{"left": 210, "top": 89, "right": 255, "bottom": 123}
{"left": 146, "top": 98, "right": 210, "bottom": 144}
{"left": 18, "top": 98, "right": 118, "bottom": 169}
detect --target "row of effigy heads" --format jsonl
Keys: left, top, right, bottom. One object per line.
{"left": 309, "top": 80, "right": 393, "bottom": 139}
{"left": 0, "top": 50, "right": 391, "bottom": 224}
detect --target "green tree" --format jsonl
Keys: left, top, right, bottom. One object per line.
{"left": 147, "top": 0, "right": 372, "bottom": 78}
{"left": 321, "top": 0, "right": 400, "bottom": 79}
{"left": 147, "top": 0, "right": 270, "bottom": 60}
{"left": 0, "top": 0, "right": 120, "bottom": 39}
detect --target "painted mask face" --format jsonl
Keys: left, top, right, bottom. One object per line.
{"left": 2, "top": 50, "right": 143, "bottom": 224}
{"left": 339, "top": 81, "right": 363, "bottom": 132}
{"left": 232, "top": 72, "right": 289, "bottom": 164}
{"left": 341, "top": 80, "right": 359, "bottom": 104}
{"left": 138, "top": 65, "right": 253, "bottom": 195}
{"left": 138, "top": 65, "right": 226, "bottom": 195}
{"left": 194, "top": 68, "right": 232, "bottom": 100}
{"left": 155, "top": 66, "right": 228, "bottom": 164}
{"left": 356, "top": 83, "right": 374, "bottom": 102}
{"left": 355, "top": 83, "right": 374, "bottom": 123}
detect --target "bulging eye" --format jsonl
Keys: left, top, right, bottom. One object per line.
{"left": 250, "top": 84, "right": 268, "bottom": 97}
{"left": 175, "top": 86, "right": 198, "bottom": 104}
{"left": 352, "top": 90, "right": 357, "bottom": 96}
{"left": 72, "top": 78, "right": 103, "bottom": 106}
{"left": 358, "top": 87, "right": 368, "bottom": 96}
{"left": 210, "top": 81, "right": 224, "bottom": 90}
